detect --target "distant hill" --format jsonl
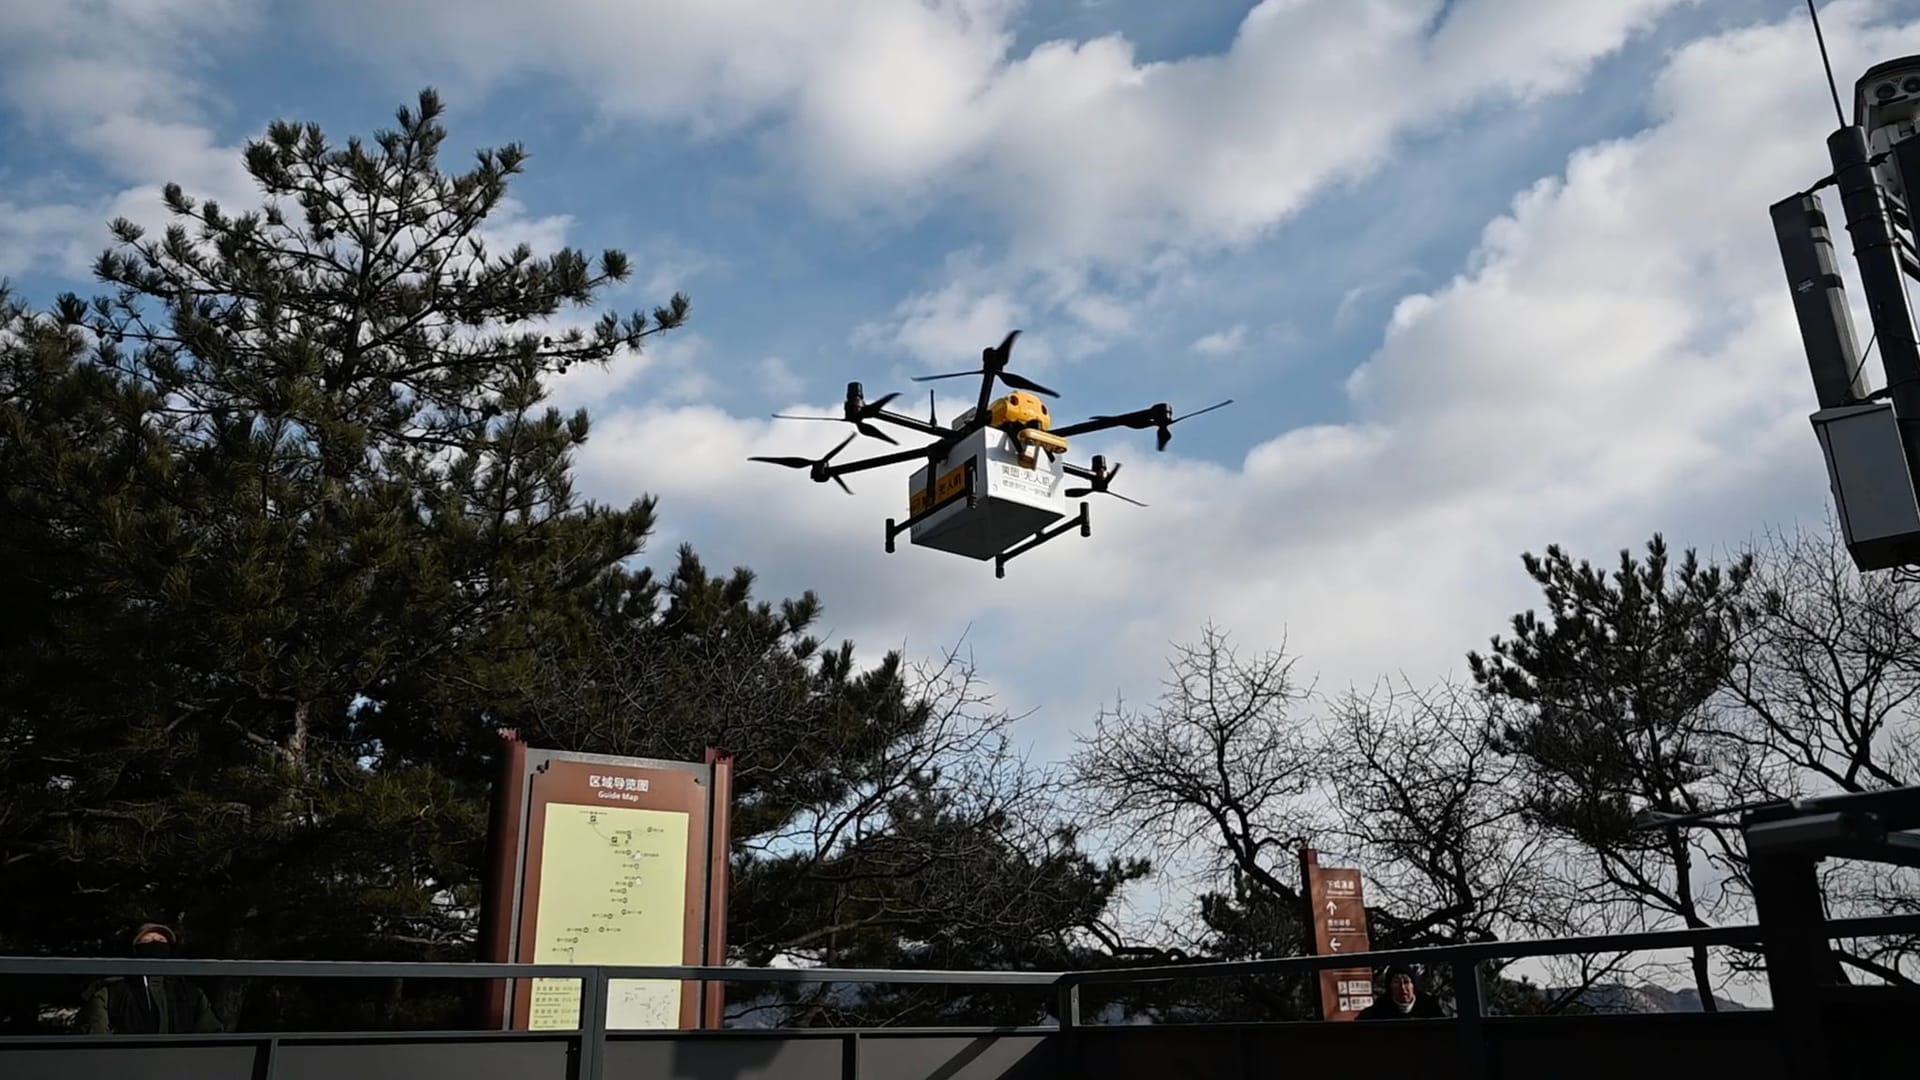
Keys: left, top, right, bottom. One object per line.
{"left": 1548, "top": 982, "right": 1751, "bottom": 1014}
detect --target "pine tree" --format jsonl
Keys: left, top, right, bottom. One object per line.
{"left": 1469, "top": 533, "right": 1754, "bottom": 1012}
{"left": 0, "top": 90, "right": 685, "bottom": 1028}
{"left": 0, "top": 89, "right": 1137, "bottom": 1035}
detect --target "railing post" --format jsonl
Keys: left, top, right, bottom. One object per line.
{"left": 1749, "top": 850, "right": 1834, "bottom": 1080}
{"left": 575, "top": 968, "right": 607, "bottom": 1080}
{"left": 1452, "top": 958, "right": 1488, "bottom": 1080}
{"left": 842, "top": 1030, "right": 862, "bottom": 1080}
{"left": 1056, "top": 980, "right": 1080, "bottom": 1029}
{"left": 1056, "top": 979, "right": 1081, "bottom": 1077}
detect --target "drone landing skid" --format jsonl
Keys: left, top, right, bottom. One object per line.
{"left": 884, "top": 487, "right": 980, "bottom": 554}
{"left": 885, "top": 498, "right": 1092, "bottom": 577}
{"left": 992, "top": 502, "right": 1092, "bottom": 579}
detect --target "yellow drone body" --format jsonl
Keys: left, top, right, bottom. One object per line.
{"left": 990, "top": 392, "right": 1052, "bottom": 431}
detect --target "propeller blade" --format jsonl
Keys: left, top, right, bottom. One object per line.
{"left": 912, "top": 369, "right": 984, "bottom": 383}
{"left": 928, "top": 390, "right": 938, "bottom": 426}
{"left": 854, "top": 421, "right": 899, "bottom": 445}
{"left": 997, "top": 370, "right": 1060, "bottom": 398}
{"left": 749, "top": 455, "right": 815, "bottom": 469}
{"left": 862, "top": 392, "right": 902, "bottom": 414}
{"left": 1065, "top": 484, "right": 1147, "bottom": 507}
{"left": 822, "top": 431, "right": 859, "bottom": 461}
{"left": 1107, "top": 462, "right": 1122, "bottom": 482}
{"left": 1170, "top": 399, "right": 1233, "bottom": 424}
{"left": 770, "top": 413, "right": 840, "bottom": 422}
{"left": 1156, "top": 426, "right": 1172, "bottom": 452}
{"left": 832, "top": 474, "right": 853, "bottom": 495}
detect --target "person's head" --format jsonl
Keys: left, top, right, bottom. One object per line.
{"left": 1382, "top": 965, "right": 1419, "bottom": 1010}
{"left": 130, "top": 923, "right": 177, "bottom": 959}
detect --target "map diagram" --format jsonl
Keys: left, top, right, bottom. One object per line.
{"left": 526, "top": 802, "right": 691, "bottom": 1031}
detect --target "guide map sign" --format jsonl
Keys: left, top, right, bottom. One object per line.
{"left": 478, "top": 733, "right": 733, "bottom": 1031}
{"left": 1300, "top": 848, "right": 1374, "bottom": 1020}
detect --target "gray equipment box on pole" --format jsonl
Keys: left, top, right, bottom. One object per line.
{"left": 1812, "top": 402, "right": 1920, "bottom": 570}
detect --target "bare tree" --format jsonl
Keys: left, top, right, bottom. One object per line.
{"left": 1066, "top": 624, "right": 1327, "bottom": 1019}
{"left": 1070, "top": 624, "right": 1323, "bottom": 909}
{"left": 1319, "top": 678, "right": 1637, "bottom": 1010}
{"left": 1716, "top": 520, "right": 1920, "bottom": 984}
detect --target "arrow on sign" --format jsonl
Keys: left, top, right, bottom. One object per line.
{"left": 1330, "top": 938, "right": 1343, "bottom": 951}
{"left": 1325, "top": 899, "right": 1336, "bottom": 914}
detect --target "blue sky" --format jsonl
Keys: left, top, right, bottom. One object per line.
{"left": 4, "top": 0, "right": 1920, "bottom": 768}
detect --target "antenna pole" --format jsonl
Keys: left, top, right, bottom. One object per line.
{"left": 1807, "top": 0, "right": 1849, "bottom": 128}
{"left": 1830, "top": 125, "right": 1920, "bottom": 440}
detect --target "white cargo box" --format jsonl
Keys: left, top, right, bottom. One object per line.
{"left": 906, "top": 427, "right": 1068, "bottom": 559}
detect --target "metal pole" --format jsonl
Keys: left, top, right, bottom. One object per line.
{"left": 1771, "top": 193, "right": 1869, "bottom": 407}
{"left": 1830, "top": 126, "right": 1920, "bottom": 431}
{"left": 1452, "top": 959, "right": 1489, "bottom": 1080}
{"left": 842, "top": 1031, "right": 862, "bottom": 1080}
{"left": 1056, "top": 981, "right": 1081, "bottom": 1078}
{"left": 575, "top": 969, "right": 607, "bottom": 1080}
{"left": 1748, "top": 851, "right": 1834, "bottom": 1080}
{"left": 1056, "top": 981, "right": 1081, "bottom": 1029}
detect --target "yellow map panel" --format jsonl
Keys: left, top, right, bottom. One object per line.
{"left": 526, "top": 803, "right": 691, "bottom": 1031}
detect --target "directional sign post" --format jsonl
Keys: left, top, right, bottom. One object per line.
{"left": 1300, "top": 848, "right": 1374, "bottom": 1021}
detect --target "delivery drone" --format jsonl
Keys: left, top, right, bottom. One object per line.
{"left": 750, "top": 331, "right": 1231, "bottom": 577}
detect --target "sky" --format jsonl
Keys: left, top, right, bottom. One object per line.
{"left": 3, "top": 1, "right": 1918, "bottom": 787}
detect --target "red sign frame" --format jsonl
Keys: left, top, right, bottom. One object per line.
{"left": 1300, "top": 848, "right": 1374, "bottom": 1020}
{"left": 476, "top": 732, "right": 733, "bottom": 1031}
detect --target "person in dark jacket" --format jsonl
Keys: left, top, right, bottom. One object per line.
{"left": 79, "top": 922, "right": 223, "bottom": 1034}
{"left": 1355, "top": 964, "right": 1445, "bottom": 1019}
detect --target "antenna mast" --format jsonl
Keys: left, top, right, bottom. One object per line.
{"left": 1807, "top": 0, "right": 1848, "bottom": 127}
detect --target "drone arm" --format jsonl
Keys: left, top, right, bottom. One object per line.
{"left": 1049, "top": 407, "right": 1157, "bottom": 439}
{"left": 821, "top": 443, "right": 947, "bottom": 478}
{"left": 865, "top": 408, "right": 950, "bottom": 440}
{"left": 1060, "top": 460, "right": 1103, "bottom": 482}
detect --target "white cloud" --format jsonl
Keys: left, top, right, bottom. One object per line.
{"left": 756, "top": 356, "right": 807, "bottom": 400}
{"left": 475, "top": 198, "right": 574, "bottom": 259}
{"left": 0, "top": 199, "right": 97, "bottom": 279}
{"left": 0, "top": 0, "right": 261, "bottom": 274}
{"left": 855, "top": 274, "right": 1030, "bottom": 370}
{"left": 313, "top": 0, "right": 1691, "bottom": 270}
{"left": 317, "top": 0, "right": 1697, "bottom": 390}
{"left": 548, "top": 331, "right": 710, "bottom": 413}
{"left": 634, "top": 240, "right": 720, "bottom": 300}
{"left": 1191, "top": 324, "right": 1248, "bottom": 356}
{"left": 565, "top": 0, "right": 1913, "bottom": 756}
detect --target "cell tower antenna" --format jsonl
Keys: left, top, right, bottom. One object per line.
{"left": 1806, "top": 0, "right": 1849, "bottom": 128}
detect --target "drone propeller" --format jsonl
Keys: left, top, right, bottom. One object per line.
{"left": 910, "top": 330, "right": 1059, "bottom": 398}
{"left": 771, "top": 391, "right": 902, "bottom": 445}
{"left": 1064, "top": 455, "right": 1146, "bottom": 506}
{"left": 913, "top": 368, "right": 1059, "bottom": 397}
{"left": 1084, "top": 398, "right": 1235, "bottom": 451}
{"left": 748, "top": 431, "right": 858, "bottom": 494}
{"left": 1154, "top": 398, "right": 1231, "bottom": 451}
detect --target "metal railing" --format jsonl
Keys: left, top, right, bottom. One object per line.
{"left": 3, "top": 913, "right": 1916, "bottom": 1080}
